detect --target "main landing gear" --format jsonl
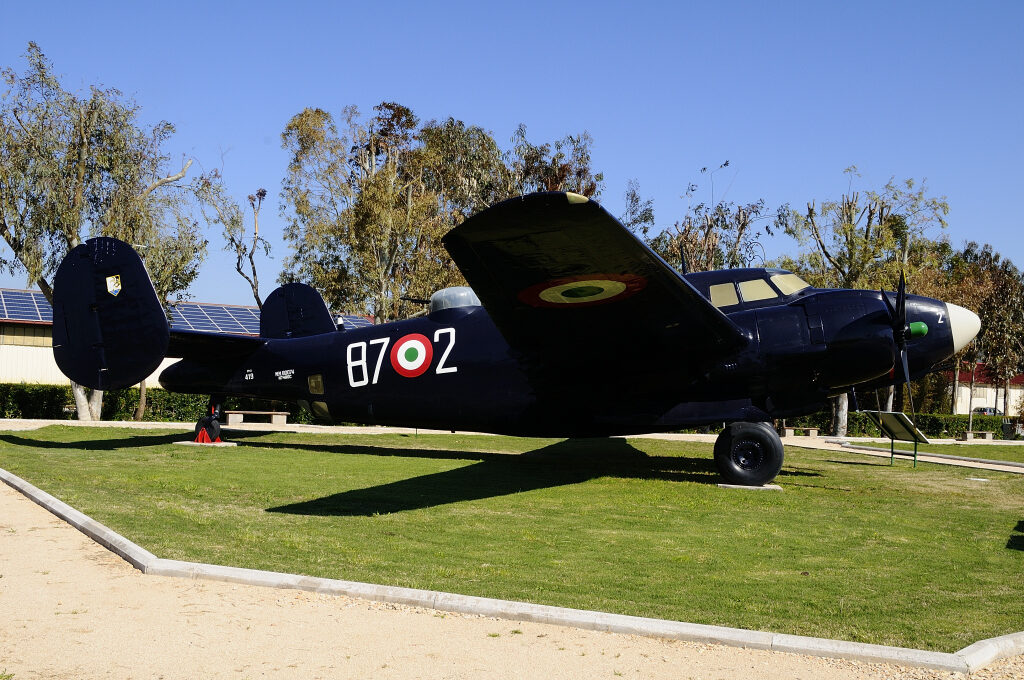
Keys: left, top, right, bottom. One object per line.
{"left": 194, "top": 396, "right": 224, "bottom": 444}
{"left": 713, "top": 422, "right": 784, "bottom": 486}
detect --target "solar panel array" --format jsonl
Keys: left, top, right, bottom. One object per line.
{"left": 0, "top": 289, "right": 52, "bottom": 323}
{"left": 0, "top": 289, "right": 373, "bottom": 335}
{"left": 169, "top": 303, "right": 260, "bottom": 334}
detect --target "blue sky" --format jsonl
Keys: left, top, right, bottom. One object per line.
{"left": 2, "top": 1, "right": 1021, "bottom": 306}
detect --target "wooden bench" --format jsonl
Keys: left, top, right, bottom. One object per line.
{"left": 778, "top": 426, "right": 819, "bottom": 438}
{"left": 223, "top": 410, "right": 288, "bottom": 425}
{"left": 961, "top": 430, "right": 995, "bottom": 441}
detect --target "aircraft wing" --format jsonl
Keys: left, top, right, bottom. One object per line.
{"left": 442, "top": 192, "right": 749, "bottom": 396}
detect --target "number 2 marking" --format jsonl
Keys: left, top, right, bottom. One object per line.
{"left": 937, "top": 312, "right": 945, "bottom": 324}
{"left": 434, "top": 328, "right": 457, "bottom": 374}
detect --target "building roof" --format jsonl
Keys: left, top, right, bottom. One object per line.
{"left": 947, "top": 362, "right": 1024, "bottom": 387}
{"left": 0, "top": 288, "right": 373, "bottom": 335}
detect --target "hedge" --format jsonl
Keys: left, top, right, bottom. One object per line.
{"left": 0, "top": 384, "right": 314, "bottom": 424}
{"left": 788, "top": 410, "right": 1011, "bottom": 439}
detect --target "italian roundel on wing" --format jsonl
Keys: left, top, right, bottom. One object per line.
{"left": 390, "top": 333, "right": 434, "bottom": 377}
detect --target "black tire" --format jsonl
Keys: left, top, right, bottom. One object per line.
{"left": 194, "top": 415, "right": 221, "bottom": 442}
{"left": 713, "top": 421, "right": 784, "bottom": 486}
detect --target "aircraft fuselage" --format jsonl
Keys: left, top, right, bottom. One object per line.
{"left": 159, "top": 287, "right": 962, "bottom": 437}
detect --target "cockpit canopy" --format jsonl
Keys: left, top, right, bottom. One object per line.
{"left": 684, "top": 268, "right": 812, "bottom": 311}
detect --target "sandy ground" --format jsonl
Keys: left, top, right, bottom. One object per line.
{"left": 1, "top": 483, "right": 1022, "bottom": 680}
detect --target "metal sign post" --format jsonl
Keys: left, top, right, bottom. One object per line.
{"left": 862, "top": 411, "right": 931, "bottom": 467}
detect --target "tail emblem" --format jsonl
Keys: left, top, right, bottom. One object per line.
{"left": 105, "top": 275, "right": 122, "bottom": 297}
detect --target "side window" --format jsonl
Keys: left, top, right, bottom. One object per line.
{"left": 738, "top": 279, "right": 779, "bottom": 303}
{"left": 770, "top": 273, "right": 811, "bottom": 295}
{"left": 307, "top": 374, "right": 325, "bottom": 395}
{"left": 709, "top": 283, "right": 739, "bottom": 308}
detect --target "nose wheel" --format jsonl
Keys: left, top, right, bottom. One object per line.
{"left": 713, "top": 422, "right": 784, "bottom": 486}
{"left": 194, "top": 396, "right": 224, "bottom": 444}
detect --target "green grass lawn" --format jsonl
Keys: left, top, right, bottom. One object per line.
{"left": 886, "top": 441, "right": 1024, "bottom": 464}
{"left": 1, "top": 425, "right": 1021, "bottom": 652}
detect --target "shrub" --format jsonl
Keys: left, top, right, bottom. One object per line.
{"left": 0, "top": 383, "right": 313, "bottom": 424}
{"left": 0, "top": 383, "right": 74, "bottom": 419}
{"left": 788, "top": 409, "right": 1009, "bottom": 439}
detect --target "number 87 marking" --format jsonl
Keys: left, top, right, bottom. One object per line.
{"left": 346, "top": 337, "right": 389, "bottom": 387}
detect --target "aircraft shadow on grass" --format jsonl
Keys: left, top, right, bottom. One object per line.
{"left": 1009, "top": 520, "right": 1024, "bottom": 551}
{"left": 0, "top": 431, "right": 191, "bottom": 450}
{"left": 262, "top": 437, "right": 819, "bottom": 517}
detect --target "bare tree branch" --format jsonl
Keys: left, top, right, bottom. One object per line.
{"left": 139, "top": 158, "right": 193, "bottom": 199}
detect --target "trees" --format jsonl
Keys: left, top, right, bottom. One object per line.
{"left": 504, "top": 125, "right": 603, "bottom": 199}
{"left": 279, "top": 103, "right": 604, "bottom": 322}
{"left": 778, "top": 167, "right": 949, "bottom": 290}
{"left": 279, "top": 103, "right": 455, "bottom": 322}
{"left": 977, "top": 260, "right": 1024, "bottom": 416}
{"left": 0, "top": 43, "right": 208, "bottom": 419}
{"left": 195, "top": 172, "right": 270, "bottom": 310}
{"left": 627, "top": 163, "right": 783, "bottom": 274}
{"left": 777, "top": 168, "right": 949, "bottom": 433}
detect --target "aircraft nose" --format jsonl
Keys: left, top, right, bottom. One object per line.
{"left": 946, "top": 303, "right": 981, "bottom": 353}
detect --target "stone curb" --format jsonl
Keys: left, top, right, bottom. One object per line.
{"left": 0, "top": 467, "right": 157, "bottom": 571}
{"left": 2, "top": 466, "right": 1020, "bottom": 674}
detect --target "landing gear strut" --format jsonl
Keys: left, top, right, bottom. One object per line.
{"left": 713, "top": 422, "right": 784, "bottom": 486}
{"left": 194, "top": 396, "right": 224, "bottom": 444}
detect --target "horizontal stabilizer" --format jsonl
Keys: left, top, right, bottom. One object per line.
{"left": 52, "top": 237, "right": 169, "bottom": 390}
{"left": 260, "top": 283, "right": 337, "bottom": 339}
{"left": 167, "top": 328, "right": 265, "bottom": 359}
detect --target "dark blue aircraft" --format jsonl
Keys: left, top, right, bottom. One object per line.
{"left": 50, "top": 192, "right": 980, "bottom": 485}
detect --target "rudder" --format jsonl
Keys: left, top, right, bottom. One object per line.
{"left": 52, "top": 237, "right": 170, "bottom": 390}
{"left": 260, "top": 282, "right": 337, "bottom": 338}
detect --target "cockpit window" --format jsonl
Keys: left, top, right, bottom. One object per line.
{"left": 709, "top": 283, "right": 739, "bottom": 308}
{"left": 738, "top": 279, "right": 778, "bottom": 302}
{"left": 770, "top": 273, "right": 811, "bottom": 295}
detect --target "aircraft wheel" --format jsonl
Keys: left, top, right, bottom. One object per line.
{"left": 713, "top": 422, "right": 784, "bottom": 486}
{"left": 194, "top": 415, "right": 221, "bottom": 443}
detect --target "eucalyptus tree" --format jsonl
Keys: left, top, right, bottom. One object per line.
{"left": 504, "top": 125, "right": 604, "bottom": 199}
{"left": 0, "top": 43, "right": 209, "bottom": 419}
{"left": 279, "top": 103, "right": 453, "bottom": 322}
{"left": 978, "top": 260, "right": 1024, "bottom": 416}
{"left": 279, "top": 103, "right": 605, "bottom": 322}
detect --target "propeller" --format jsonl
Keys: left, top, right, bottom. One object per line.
{"left": 880, "top": 270, "right": 928, "bottom": 417}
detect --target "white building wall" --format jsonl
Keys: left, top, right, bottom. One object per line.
{"left": 0, "top": 345, "right": 178, "bottom": 387}
{"left": 953, "top": 383, "right": 1022, "bottom": 416}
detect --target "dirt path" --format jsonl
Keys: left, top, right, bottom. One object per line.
{"left": 2, "top": 483, "right": 1022, "bottom": 679}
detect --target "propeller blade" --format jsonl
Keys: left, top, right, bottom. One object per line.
{"left": 902, "top": 351, "right": 916, "bottom": 419}
{"left": 896, "top": 270, "right": 907, "bottom": 328}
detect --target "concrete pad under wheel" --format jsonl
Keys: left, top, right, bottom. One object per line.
{"left": 716, "top": 483, "right": 782, "bottom": 491}
{"left": 174, "top": 441, "right": 238, "bottom": 447}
